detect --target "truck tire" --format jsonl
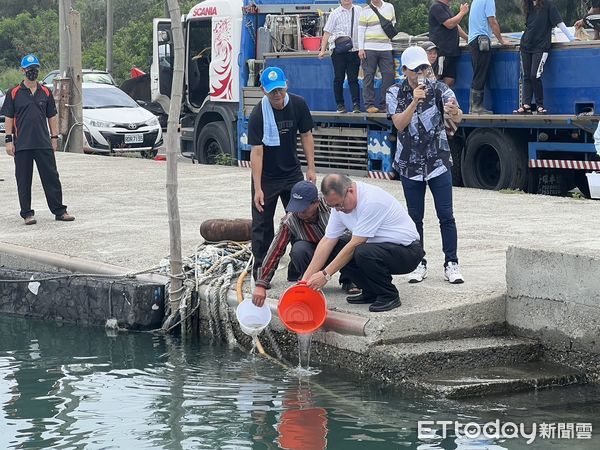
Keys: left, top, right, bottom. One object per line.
{"left": 461, "top": 129, "right": 527, "bottom": 191}
{"left": 196, "top": 122, "right": 231, "bottom": 165}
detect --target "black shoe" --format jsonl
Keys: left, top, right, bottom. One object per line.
{"left": 346, "top": 292, "right": 376, "bottom": 304}
{"left": 369, "top": 296, "right": 401, "bottom": 312}
{"left": 336, "top": 103, "right": 347, "bottom": 113}
{"left": 352, "top": 103, "right": 361, "bottom": 113}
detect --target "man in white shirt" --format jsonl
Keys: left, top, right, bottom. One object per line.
{"left": 303, "top": 174, "right": 423, "bottom": 312}
{"left": 358, "top": 0, "right": 396, "bottom": 114}
{"left": 319, "top": 0, "right": 362, "bottom": 113}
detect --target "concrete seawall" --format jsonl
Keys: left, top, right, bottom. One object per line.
{"left": 507, "top": 246, "right": 600, "bottom": 380}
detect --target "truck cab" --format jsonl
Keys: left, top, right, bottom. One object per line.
{"left": 151, "top": 0, "right": 242, "bottom": 163}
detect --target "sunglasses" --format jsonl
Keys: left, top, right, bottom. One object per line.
{"left": 408, "top": 64, "right": 430, "bottom": 73}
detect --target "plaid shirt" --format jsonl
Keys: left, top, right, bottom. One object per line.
{"left": 256, "top": 198, "right": 331, "bottom": 288}
{"left": 386, "top": 78, "right": 457, "bottom": 181}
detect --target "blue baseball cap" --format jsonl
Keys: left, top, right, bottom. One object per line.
{"left": 286, "top": 181, "right": 318, "bottom": 213}
{"left": 21, "top": 54, "right": 40, "bottom": 69}
{"left": 260, "top": 67, "right": 287, "bottom": 93}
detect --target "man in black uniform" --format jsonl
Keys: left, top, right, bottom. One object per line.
{"left": 247, "top": 66, "right": 316, "bottom": 280}
{"left": 428, "top": 0, "right": 469, "bottom": 87}
{"left": 1, "top": 54, "right": 74, "bottom": 225}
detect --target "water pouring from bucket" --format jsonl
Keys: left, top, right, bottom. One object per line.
{"left": 278, "top": 281, "right": 327, "bottom": 372}
{"left": 236, "top": 298, "right": 272, "bottom": 338}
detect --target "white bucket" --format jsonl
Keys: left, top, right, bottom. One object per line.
{"left": 586, "top": 172, "right": 600, "bottom": 199}
{"left": 236, "top": 298, "right": 271, "bottom": 336}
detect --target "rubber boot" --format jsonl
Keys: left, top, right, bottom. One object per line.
{"left": 470, "top": 89, "right": 493, "bottom": 115}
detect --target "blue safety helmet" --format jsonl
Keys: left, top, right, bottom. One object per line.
{"left": 20, "top": 54, "right": 40, "bottom": 69}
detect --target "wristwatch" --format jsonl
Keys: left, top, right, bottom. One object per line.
{"left": 321, "top": 270, "right": 331, "bottom": 281}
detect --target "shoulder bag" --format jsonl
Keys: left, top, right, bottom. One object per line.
{"left": 369, "top": 2, "right": 398, "bottom": 40}
{"left": 334, "top": 8, "right": 355, "bottom": 54}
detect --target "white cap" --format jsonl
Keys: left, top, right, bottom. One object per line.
{"left": 401, "top": 46, "right": 430, "bottom": 70}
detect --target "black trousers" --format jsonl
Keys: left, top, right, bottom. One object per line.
{"left": 287, "top": 235, "right": 352, "bottom": 284}
{"left": 469, "top": 39, "right": 492, "bottom": 91}
{"left": 251, "top": 173, "right": 304, "bottom": 279}
{"left": 340, "top": 241, "right": 424, "bottom": 300}
{"left": 521, "top": 51, "right": 547, "bottom": 107}
{"left": 14, "top": 149, "right": 67, "bottom": 219}
{"left": 331, "top": 51, "right": 361, "bottom": 105}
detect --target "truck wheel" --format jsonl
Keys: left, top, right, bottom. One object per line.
{"left": 461, "top": 129, "right": 527, "bottom": 190}
{"left": 196, "top": 122, "right": 230, "bottom": 165}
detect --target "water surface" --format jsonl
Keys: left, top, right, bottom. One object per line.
{"left": 1, "top": 316, "right": 598, "bottom": 449}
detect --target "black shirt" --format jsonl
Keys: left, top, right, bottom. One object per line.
{"left": 429, "top": 1, "right": 460, "bottom": 57}
{"left": 247, "top": 93, "right": 313, "bottom": 180}
{"left": 0, "top": 82, "right": 57, "bottom": 152}
{"left": 520, "top": 0, "right": 563, "bottom": 52}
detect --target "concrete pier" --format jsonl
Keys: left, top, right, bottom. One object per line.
{"left": 1, "top": 152, "right": 599, "bottom": 395}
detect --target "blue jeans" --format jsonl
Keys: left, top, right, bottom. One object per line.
{"left": 400, "top": 169, "right": 458, "bottom": 266}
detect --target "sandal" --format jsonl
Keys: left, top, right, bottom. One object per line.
{"left": 342, "top": 282, "right": 361, "bottom": 295}
{"left": 536, "top": 105, "right": 547, "bottom": 114}
{"left": 513, "top": 104, "right": 532, "bottom": 114}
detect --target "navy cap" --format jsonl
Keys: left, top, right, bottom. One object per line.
{"left": 286, "top": 181, "right": 318, "bottom": 213}
{"left": 260, "top": 66, "right": 287, "bottom": 93}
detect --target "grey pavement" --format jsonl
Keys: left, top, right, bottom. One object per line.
{"left": 2, "top": 150, "right": 600, "bottom": 340}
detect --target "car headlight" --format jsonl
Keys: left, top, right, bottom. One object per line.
{"left": 147, "top": 116, "right": 160, "bottom": 127}
{"left": 88, "top": 119, "right": 112, "bottom": 128}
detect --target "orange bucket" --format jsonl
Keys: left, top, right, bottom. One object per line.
{"left": 278, "top": 281, "right": 327, "bottom": 334}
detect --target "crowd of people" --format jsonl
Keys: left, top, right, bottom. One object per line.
{"left": 318, "top": 0, "right": 597, "bottom": 115}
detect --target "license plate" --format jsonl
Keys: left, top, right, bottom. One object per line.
{"left": 124, "top": 133, "right": 143, "bottom": 144}
{"left": 0, "top": 122, "right": 5, "bottom": 132}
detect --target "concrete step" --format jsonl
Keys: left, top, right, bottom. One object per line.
{"left": 416, "top": 361, "right": 586, "bottom": 399}
{"left": 368, "top": 336, "right": 541, "bottom": 380}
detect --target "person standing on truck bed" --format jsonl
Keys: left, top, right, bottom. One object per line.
{"left": 0, "top": 54, "right": 75, "bottom": 225}
{"left": 575, "top": 0, "right": 600, "bottom": 39}
{"left": 248, "top": 67, "right": 316, "bottom": 281}
{"left": 428, "top": 0, "right": 469, "bottom": 87}
{"left": 468, "top": 0, "right": 507, "bottom": 114}
{"left": 319, "top": 0, "right": 362, "bottom": 113}
{"left": 386, "top": 46, "right": 464, "bottom": 285}
{"left": 514, "top": 0, "right": 576, "bottom": 115}
{"left": 357, "top": 0, "right": 396, "bottom": 114}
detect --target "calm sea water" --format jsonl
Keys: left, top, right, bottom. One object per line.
{"left": 1, "top": 316, "right": 599, "bottom": 450}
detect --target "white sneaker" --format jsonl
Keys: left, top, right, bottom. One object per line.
{"left": 444, "top": 262, "right": 464, "bottom": 284}
{"left": 408, "top": 262, "right": 427, "bottom": 283}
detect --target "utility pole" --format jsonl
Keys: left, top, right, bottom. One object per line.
{"left": 57, "top": 0, "right": 71, "bottom": 150}
{"left": 106, "top": 0, "right": 113, "bottom": 75}
{"left": 67, "top": 9, "right": 83, "bottom": 153}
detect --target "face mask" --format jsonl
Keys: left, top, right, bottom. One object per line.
{"left": 25, "top": 68, "right": 39, "bottom": 81}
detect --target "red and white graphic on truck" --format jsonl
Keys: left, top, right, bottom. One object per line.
{"left": 192, "top": 6, "right": 217, "bottom": 17}
{"left": 211, "top": 17, "right": 233, "bottom": 100}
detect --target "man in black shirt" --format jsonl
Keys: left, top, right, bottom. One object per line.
{"left": 1, "top": 54, "right": 74, "bottom": 225}
{"left": 247, "top": 67, "right": 316, "bottom": 280}
{"left": 428, "top": 0, "right": 469, "bottom": 87}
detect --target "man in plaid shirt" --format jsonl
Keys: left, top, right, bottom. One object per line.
{"left": 252, "top": 181, "right": 358, "bottom": 306}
